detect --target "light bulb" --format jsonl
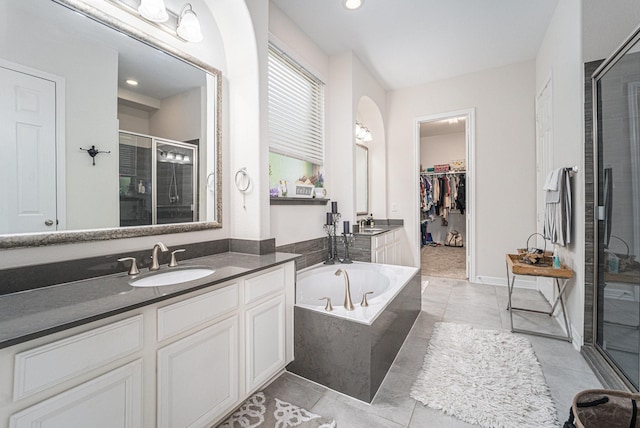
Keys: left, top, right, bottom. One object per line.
{"left": 177, "top": 4, "right": 203, "bottom": 42}
{"left": 138, "top": 0, "right": 169, "bottom": 23}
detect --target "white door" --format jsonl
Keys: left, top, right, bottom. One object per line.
{"left": 0, "top": 66, "right": 57, "bottom": 233}
{"left": 535, "top": 78, "right": 554, "bottom": 300}
{"left": 245, "top": 295, "right": 286, "bottom": 392}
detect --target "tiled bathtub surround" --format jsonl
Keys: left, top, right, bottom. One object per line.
{"left": 276, "top": 220, "right": 404, "bottom": 269}
{"left": 287, "top": 269, "right": 421, "bottom": 402}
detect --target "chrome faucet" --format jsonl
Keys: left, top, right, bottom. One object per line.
{"left": 150, "top": 242, "right": 169, "bottom": 271}
{"left": 334, "top": 269, "right": 355, "bottom": 311}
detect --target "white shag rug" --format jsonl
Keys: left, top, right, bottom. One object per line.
{"left": 410, "top": 322, "right": 558, "bottom": 428}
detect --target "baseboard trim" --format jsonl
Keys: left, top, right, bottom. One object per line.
{"left": 473, "top": 275, "right": 537, "bottom": 289}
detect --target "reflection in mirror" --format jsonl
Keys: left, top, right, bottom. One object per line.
{"left": 355, "top": 144, "right": 368, "bottom": 215}
{"left": 0, "top": 0, "right": 221, "bottom": 247}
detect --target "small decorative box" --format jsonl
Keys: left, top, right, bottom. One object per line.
{"left": 451, "top": 159, "right": 466, "bottom": 171}
{"left": 434, "top": 164, "right": 450, "bottom": 172}
{"left": 294, "top": 184, "right": 314, "bottom": 198}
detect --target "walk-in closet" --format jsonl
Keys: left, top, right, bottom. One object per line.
{"left": 419, "top": 117, "right": 468, "bottom": 279}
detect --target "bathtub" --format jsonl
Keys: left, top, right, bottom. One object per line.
{"left": 295, "top": 262, "right": 418, "bottom": 325}
{"left": 287, "top": 262, "right": 420, "bottom": 402}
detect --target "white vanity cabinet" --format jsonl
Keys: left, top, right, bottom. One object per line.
{"left": 156, "top": 284, "right": 240, "bottom": 428}
{"left": 0, "top": 261, "right": 296, "bottom": 428}
{"left": 6, "top": 316, "right": 144, "bottom": 428}
{"left": 372, "top": 229, "right": 402, "bottom": 265}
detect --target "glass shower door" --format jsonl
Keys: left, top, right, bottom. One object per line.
{"left": 594, "top": 34, "right": 640, "bottom": 389}
{"left": 155, "top": 140, "right": 198, "bottom": 224}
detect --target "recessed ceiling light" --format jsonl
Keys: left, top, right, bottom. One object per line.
{"left": 344, "top": 0, "right": 363, "bottom": 11}
{"left": 126, "top": 79, "right": 139, "bottom": 86}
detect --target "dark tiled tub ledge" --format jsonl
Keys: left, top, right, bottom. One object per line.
{"left": 0, "top": 252, "right": 299, "bottom": 349}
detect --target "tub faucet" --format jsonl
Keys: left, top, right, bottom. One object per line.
{"left": 334, "top": 269, "right": 355, "bottom": 311}
{"left": 150, "top": 242, "right": 169, "bottom": 271}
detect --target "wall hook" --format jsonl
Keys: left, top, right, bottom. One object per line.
{"left": 80, "top": 145, "right": 111, "bottom": 166}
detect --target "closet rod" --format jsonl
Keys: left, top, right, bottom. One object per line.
{"left": 420, "top": 170, "right": 466, "bottom": 176}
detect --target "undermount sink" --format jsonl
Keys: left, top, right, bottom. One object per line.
{"left": 358, "top": 228, "right": 386, "bottom": 234}
{"left": 129, "top": 267, "right": 215, "bottom": 287}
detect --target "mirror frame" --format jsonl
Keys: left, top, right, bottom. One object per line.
{"left": 0, "top": 0, "right": 223, "bottom": 249}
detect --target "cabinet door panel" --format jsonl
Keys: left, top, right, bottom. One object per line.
{"left": 9, "top": 360, "right": 143, "bottom": 428}
{"left": 245, "top": 295, "right": 285, "bottom": 392}
{"left": 157, "top": 316, "right": 238, "bottom": 428}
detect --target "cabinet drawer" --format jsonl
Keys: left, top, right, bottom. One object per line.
{"left": 157, "top": 283, "right": 238, "bottom": 341}
{"left": 244, "top": 267, "right": 285, "bottom": 305}
{"left": 14, "top": 315, "right": 143, "bottom": 400}
{"left": 10, "top": 360, "right": 143, "bottom": 428}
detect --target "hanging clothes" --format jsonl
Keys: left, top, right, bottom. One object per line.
{"left": 543, "top": 168, "right": 572, "bottom": 246}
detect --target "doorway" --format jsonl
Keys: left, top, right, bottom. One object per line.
{"left": 416, "top": 110, "right": 474, "bottom": 280}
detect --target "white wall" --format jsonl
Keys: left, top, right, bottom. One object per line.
{"left": 535, "top": 0, "right": 584, "bottom": 345}
{"left": 583, "top": 0, "right": 640, "bottom": 63}
{"left": 150, "top": 87, "right": 203, "bottom": 142}
{"left": 268, "top": 3, "right": 332, "bottom": 246}
{"left": 420, "top": 133, "right": 465, "bottom": 169}
{"left": 267, "top": 3, "right": 386, "bottom": 246}
{"left": 387, "top": 60, "right": 537, "bottom": 280}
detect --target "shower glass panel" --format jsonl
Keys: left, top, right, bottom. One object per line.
{"left": 119, "top": 132, "right": 198, "bottom": 227}
{"left": 119, "top": 133, "right": 153, "bottom": 227}
{"left": 594, "top": 33, "right": 640, "bottom": 389}
{"left": 156, "top": 140, "right": 198, "bottom": 224}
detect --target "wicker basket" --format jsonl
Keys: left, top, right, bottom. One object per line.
{"left": 517, "top": 233, "right": 551, "bottom": 266}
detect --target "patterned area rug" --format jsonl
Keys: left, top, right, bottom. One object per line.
{"left": 410, "top": 322, "right": 558, "bottom": 428}
{"left": 217, "top": 391, "right": 336, "bottom": 428}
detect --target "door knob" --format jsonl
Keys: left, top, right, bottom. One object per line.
{"left": 44, "top": 219, "right": 54, "bottom": 226}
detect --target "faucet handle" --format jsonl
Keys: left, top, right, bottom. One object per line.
{"left": 169, "top": 249, "right": 186, "bottom": 267}
{"left": 361, "top": 291, "right": 374, "bottom": 307}
{"left": 319, "top": 297, "right": 333, "bottom": 311}
{"left": 117, "top": 257, "right": 139, "bottom": 275}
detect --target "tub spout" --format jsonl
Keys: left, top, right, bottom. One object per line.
{"left": 335, "top": 269, "right": 355, "bottom": 311}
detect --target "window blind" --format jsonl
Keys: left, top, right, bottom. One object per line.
{"left": 268, "top": 44, "right": 325, "bottom": 165}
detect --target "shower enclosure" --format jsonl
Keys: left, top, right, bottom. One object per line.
{"left": 119, "top": 132, "right": 198, "bottom": 227}
{"left": 593, "top": 27, "right": 640, "bottom": 390}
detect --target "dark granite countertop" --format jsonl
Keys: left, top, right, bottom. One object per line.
{"left": 354, "top": 225, "right": 403, "bottom": 236}
{"left": 0, "top": 252, "right": 299, "bottom": 349}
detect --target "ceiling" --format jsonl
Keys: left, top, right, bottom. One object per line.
{"left": 271, "top": 0, "right": 559, "bottom": 90}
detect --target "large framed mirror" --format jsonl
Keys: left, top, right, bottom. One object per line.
{"left": 0, "top": 0, "right": 222, "bottom": 248}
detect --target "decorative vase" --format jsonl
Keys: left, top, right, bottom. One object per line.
{"left": 314, "top": 187, "right": 327, "bottom": 198}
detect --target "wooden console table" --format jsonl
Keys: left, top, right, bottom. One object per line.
{"left": 505, "top": 254, "right": 574, "bottom": 342}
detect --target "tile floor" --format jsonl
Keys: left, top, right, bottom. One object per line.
{"left": 262, "top": 276, "right": 603, "bottom": 427}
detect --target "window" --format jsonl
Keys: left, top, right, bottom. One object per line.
{"left": 268, "top": 43, "right": 325, "bottom": 193}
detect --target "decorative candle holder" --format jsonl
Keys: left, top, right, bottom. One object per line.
{"left": 323, "top": 223, "right": 336, "bottom": 264}
{"left": 341, "top": 233, "right": 355, "bottom": 264}
{"left": 323, "top": 212, "right": 342, "bottom": 264}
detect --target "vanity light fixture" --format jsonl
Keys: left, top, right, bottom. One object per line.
{"left": 108, "top": 0, "right": 203, "bottom": 43}
{"left": 175, "top": 153, "right": 184, "bottom": 161}
{"left": 344, "top": 0, "right": 364, "bottom": 10}
{"left": 183, "top": 154, "right": 190, "bottom": 162}
{"left": 137, "top": 0, "right": 169, "bottom": 22}
{"left": 177, "top": 4, "right": 203, "bottom": 43}
{"left": 355, "top": 121, "right": 373, "bottom": 143}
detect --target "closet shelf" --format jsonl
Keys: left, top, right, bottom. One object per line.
{"left": 420, "top": 170, "right": 466, "bottom": 176}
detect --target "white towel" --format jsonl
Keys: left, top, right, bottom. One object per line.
{"left": 543, "top": 168, "right": 562, "bottom": 191}
{"left": 543, "top": 168, "right": 561, "bottom": 205}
